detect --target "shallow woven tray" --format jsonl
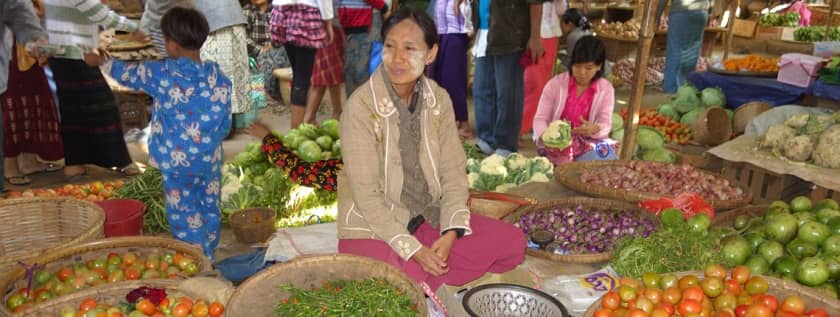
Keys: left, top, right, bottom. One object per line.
{"left": 469, "top": 191, "right": 535, "bottom": 220}
{"left": 711, "top": 205, "right": 768, "bottom": 228}
{"left": 1, "top": 237, "right": 213, "bottom": 316}
{"left": 582, "top": 271, "right": 840, "bottom": 317}
{"left": 502, "top": 197, "right": 657, "bottom": 264}
{"left": 554, "top": 161, "right": 753, "bottom": 210}
{"left": 227, "top": 254, "right": 428, "bottom": 316}
{"left": 708, "top": 67, "right": 778, "bottom": 78}
{"left": 0, "top": 197, "right": 105, "bottom": 279}
{"left": 19, "top": 279, "right": 204, "bottom": 317}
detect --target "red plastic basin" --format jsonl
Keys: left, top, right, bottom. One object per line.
{"left": 97, "top": 199, "right": 146, "bottom": 237}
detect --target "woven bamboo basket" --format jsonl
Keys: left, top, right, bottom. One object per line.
{"left": 226, "top": 254, "right": 428, "bottom": 316}
{"left": 711, "top": 205, "right": 769, "bottom": 228}
{"left": 468, "top": 191, "right": 535, "bottom": 220}
{"left": 230, "top": 207, "right": 277, "bottom": 243}
{"left": 17, "top": 279, "right": 216, "bottom": 317}
{"left": 733, "top": 101, "right": 772, "bottom": 134}
{"left": 692, "top": 107, "right": 733, "bottom": 146}
{"left": 0, "top": 237, "right": 213, "bottom": 316}
{"left": 581, "top": 271, "right": 840, "bottom": 317}
{"left": 502, "top": 197, "right": 658, "bottom": 264}
{"left": 0, "top": 197, "right": 105, "bottom": 279}
{"left": 554, "top": 161, "right": 753, "bottom": 210}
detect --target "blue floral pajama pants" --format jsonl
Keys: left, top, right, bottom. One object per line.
{"left": 163, "top": 171, "right": 222, "bottom": 259}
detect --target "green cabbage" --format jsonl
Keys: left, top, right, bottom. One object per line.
{"left": 637, "top": 126, "right": 665, "bottom": 150}
{"left": 319, "top": 119, "right": 340, "bottom": 140}
{"left": 297, "top": 123, "right": 320, "bottom": 140}
{"left": 297, "top": 140, "right": 323, "bottom": 162}
{"left": 541, "top": 120, "right": 572, "bottom": 149}
{"left": 331, "top": 139, "right": 341, "bottom": 158}
{"left": 283, "top": 132, "right": 306, "bottom": 149}
{"left": 680, "top": 108, "right": 703, "bottom": 126}
{"left": 657, "top": 103, "right": 680, "bottom": 121}
{"left": 640, "top": 148, "right": 677, "bottom": 163}
{"left": 612, "top": 113, "right": 624, "bottom": 132}
{"left": 673, "top": 93, "right": 700, "bottom": 114}
{"left": 611, "top": 128, "right": 624, "bottom": 141}
{"left": 316, "top": 135, "right": 333, "bottom": 150}
{"left": 700, "top": 87, "right": 727, "bottom": 108}
{"left": 676, "top": 83, "right": 699, "bottom": 100}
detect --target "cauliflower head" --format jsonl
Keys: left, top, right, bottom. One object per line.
{"left": 479, "top": 154, "right": 508, "bottom": 176}
{"left": 541, "top": 120, "right": 572, "bottom": 149}
{"left": 814, "top": 125, "right": 840, "bottom": 168}
{"left": 494, "top": 183, "right": 516, "bottom": 193}
{"left": 762, "top": 125, "right": 797, "bottom": 150}
{"left": 528, "top": 172, "right": 551, "bottom": 183}
{"left": 785, "top": 113, "right": 810, "bottom": 129}
{"left": 782, "top": 135, "right": 815, "bottom": 162}
{"left": 504, "top": 153, "right": 529, "bottom": 172}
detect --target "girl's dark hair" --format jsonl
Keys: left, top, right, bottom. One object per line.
{"left": 569, "top": 35, "right": 606, "bottom": 79}
{"left": 161, "top": 7, "right": 209, "bottom": 50}
{"left": 562, "top": 8, "right": 591, "bottom": 31}
{"left": 381, "top": 7, "right": 439, "bottom": 48}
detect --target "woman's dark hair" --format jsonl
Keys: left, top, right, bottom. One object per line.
{"left": 569, "top": 35, "right": 606, "bottom": 79}
{"left": 381, "top": 7, "right": 439, "bottom": 48}
{"left": 160, "top": 7, "right": 209, "bottom": 50}
{"left": 562, "top": 8, "right": 592, "bottom": 31}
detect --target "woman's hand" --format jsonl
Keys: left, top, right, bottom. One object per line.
{"left": 411, "top": 247, "right": 449, "bottom": 277}
{"left": 244, "top": 121, "right": 272, "bottom": 139}
{"left": 573, "top": 116, "right": 601, "bottom": 137}
{"left": 431, "top": 231, "right": 458, "bottom": 262}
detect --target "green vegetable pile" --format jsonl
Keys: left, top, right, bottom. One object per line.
{"left": 282, "top": 119, "right": 341, "bottom": 162}
{"left": 463, "top": 142, "right": 487, "bottom": 161}
{"left": 274, "top": 278, "right": 418, "bottom": 317}
{"left": 758, "top": 12, "right": 800, "bottom": 27}
{"left": 794, "top": 26, "right": 840, "bottom": 42}
{"left": 466, "top": 153, "right": 554, "bottom": 192}
{"left": 224, "top": 142, "right": 293, "bottom": 221}
{"left": 719, "top": 197, "right": 840, "bottom": 297}
{"left": 115, "top": 168, "right": 167, "bottom": 233}
{"left": 610, "top": 210, "right": 727, "bottom": 278}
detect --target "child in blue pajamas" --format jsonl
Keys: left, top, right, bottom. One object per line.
{"left": 90, "top": 7, "right": 232, "bottom": 259}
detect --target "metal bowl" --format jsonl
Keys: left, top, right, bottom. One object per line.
{"left": 462, "top": 283, "right": 569, "bottom": 317}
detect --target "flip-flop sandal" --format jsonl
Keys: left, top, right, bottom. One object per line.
{"left": 5, "top": 176, "right": 31, "bottom": 186}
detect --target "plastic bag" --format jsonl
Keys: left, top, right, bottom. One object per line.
{"left": 541, "top": 267, "right": 620, "bottom": 316}
{"left": 369, "top": 41, "right": 383, "bottom": 75}
{"left": 249, "top": 58, "right": 267, "bottom": 110}
{"left": 640, "top": 192, "right": 715, "bottom": 219}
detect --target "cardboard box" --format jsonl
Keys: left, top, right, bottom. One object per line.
{"left": 733, "top": 19, "right": 757, "bottom": 38}
{"left": 777, "top": 53, "right": 826, "bottom": 87}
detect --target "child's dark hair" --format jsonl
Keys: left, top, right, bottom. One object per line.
{"left": 161, "top": 7, "right": 209, "bottom": 50}
{"left": 381, "top": 7, "right": 439, "bottom": 48}
{"left": 562, "top": 8, "right": 591, "bottom": 31}
{"left": 570, "top": 36, "right": 606, "bottom": 79}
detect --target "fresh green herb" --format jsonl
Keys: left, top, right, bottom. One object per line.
{"left": 115, "top": 168, "right": 167, "bottom": 233}
{"left": 794, "top": 26, "right": 840, "bottom": 42}
{"left": 463, "top": 142, "right": 487, "bottom": 161}
{"left": 610, "top": 222, "right": 727, "bottom": 278}
{"left": 274, "top": 278, "right": 419, "bottom": 317}
{"left": 759, "top": 12, "right": 800, "bottom": 27}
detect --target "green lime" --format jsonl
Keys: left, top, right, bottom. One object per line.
{"left": 660, "top": 208, "right": 685, "bottom": 228}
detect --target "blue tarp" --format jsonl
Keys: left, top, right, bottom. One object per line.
{"left": 807, "top": 79, "right": 840, "bottom": 102}
{"left": 687, "top": 72, "right": 807, "bottom": 107}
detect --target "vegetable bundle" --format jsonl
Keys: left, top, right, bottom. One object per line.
{"left": 115, "top": 168, "right": 167, "bottom": 233}
{"left": 759, "top": 12, "right": 800, "bottom": 27}
{"left": 281, "top": 119, "right": 340, "bottom": 162}
{"left": 274, "top": 278, "right": 418, "bottom": 317}
{"left": 794, "top": 26, "right": 840, "bottom": 42}
{"left": 514, "top": 205, "right": 657, "bottom": 254}
{"left": 466, "top": 153, "right": 554, "bottom": 192}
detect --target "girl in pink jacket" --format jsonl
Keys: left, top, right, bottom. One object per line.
{"left": 533, "top": 36, "right": 617, "bottom": 164}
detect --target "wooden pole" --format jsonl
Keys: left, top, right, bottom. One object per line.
{"left": 724, "top": 0, "right": 740, "bottom": 61}
{"left": 619, "top": 0, "right": 658, "bottom": 160}
{"left": 827, "top": 0, "right": 836, "bottom": 41}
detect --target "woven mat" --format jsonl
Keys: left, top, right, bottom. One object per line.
{"left": 707, "top": 135, "right": 840, "bottom": 191}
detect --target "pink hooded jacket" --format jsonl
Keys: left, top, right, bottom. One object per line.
{"left": 533, "top": 72, "right": 616, "bottom": 142}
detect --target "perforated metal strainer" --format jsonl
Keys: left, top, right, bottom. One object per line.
{"left": 461, "top": 283, "right": 569, "bottom": 317}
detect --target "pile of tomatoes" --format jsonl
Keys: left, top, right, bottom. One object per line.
{"left": 620, "top": 108, "right": 693, "bottom": 145}
{"left": 593, "top": 264, "right": 832, "bottom": 317}
{"left": 3, "top": 180, "right": 125, "bottom": 202}
{"left": 5, "top": 252, "right": 200, "bottom": 313}
{"left": 59, "top": 296, "right": 224, "bottom": 317}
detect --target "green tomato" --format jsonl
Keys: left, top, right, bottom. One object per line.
{"left": 745, "top": 255, "right": 771, "bottom": 276}
{"left": 796, "top": 257, "right": 830, "bottom": 286}
{"left": 798, "top": 221, "right": 831, "bottom": 245}
{"left": 787, "top": 238, "right": 820, "bottom": 259}
{"left": 722, "top": 235, "right": 753, "bottom": 266}
{"left": 757, "top": 240, "right": 785, "bottom": 264}
{"left": 823, "top": 235, "right": 840, "bottom": 255}
{"left": 6, "top": 293, "right": 26, "bottom": 310}
{"left": 687, "top": 213, "right": 711, "bottom": 232}
{"left": 772, "top": 255, "right": 800, "bottom": 274}
{"left": 791, "top": 196, "right": 813, "bottom": 213}
{"left": 34, "top": 270, "right": 52, "bottom": 285}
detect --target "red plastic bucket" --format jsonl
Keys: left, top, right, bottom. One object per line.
{"left": 97, "top": 199, "right": 146, "bottom": 237}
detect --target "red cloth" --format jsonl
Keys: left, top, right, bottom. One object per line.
{"left": 560, "top": 76, "right": 597, "bottom": 128}
{"left": 521, "top": 37, "right": 559, "bottom": 135}
{"left": 311, "top": 26, "right": 346, "bottom": 86}
{"left": 2, "top": 43, "right": 63, "bottom": 160}
{"left": 338, "top": 213, "right": 526, "bottom": 291}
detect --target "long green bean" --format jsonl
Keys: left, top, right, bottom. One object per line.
{"left": 274, "top": 278, "right": 418, "bottom": 317}
{"left": 115, "top": 168, "right": 168, "bottom": 233}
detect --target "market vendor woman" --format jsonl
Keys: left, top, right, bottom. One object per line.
{"left": 335, "top": 8, "right": 526, "bottom": 291}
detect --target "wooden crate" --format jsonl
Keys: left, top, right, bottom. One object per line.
{"left": 720, "top": 160, "right": 810, "bottom": 204}
{"left": 811, "top": 185, "right": 840, "bottom": 202}
{"left": 733, "top": 19, "right": 758, "bottom": 38}
{"left": 114, "top": 91, "right": 150, "bottom": 131}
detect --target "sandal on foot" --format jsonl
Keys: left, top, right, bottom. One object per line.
{"left": 119, "top": 164, "right": 140, "bottom": 176}
{"left": 45, "top": 163, "right": 64, "bottom": 172}
{"left": 5, "top": 176, "right": 30, "bottom": 185}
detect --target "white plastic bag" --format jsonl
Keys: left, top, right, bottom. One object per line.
{"left": 541, "top": 266, "right": 620, "bottom": 316}
{"left": 264, "top": 223, "right": 338, "bottom": 262}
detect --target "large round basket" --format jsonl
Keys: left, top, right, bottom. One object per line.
{"left": 226, "top": 254, "right": 428, "bottom": 316}
{"left": 0, "top": 236, "right": 213, "bottom": 316}
{"left": 502, "top": 197, "right": 657, "bottom": 264}
{"left": 554, "top": 161, "right": 753, "bottom": 210}
{"left": 0, "top": 197, "right": 105, "bottom": 279}
{"left": 18, "top": 279, "right": 216, "bottom": 317}
{"left": 691, "top": 107, "right": 733, "bottom": 146}
{"left": 733, "top": 101, "right": 772, "bottom": 134}
{"left": 711, "top": 205, "right": 768, "bottom": 228}
{"left": 581, "top": 271, "right": 840, "bottom": 317}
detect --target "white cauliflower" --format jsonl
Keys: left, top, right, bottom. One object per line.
{"left": 762, "top": 125, "right": 797, "bottom": 150}
{"left": 782, "top": 135, "right": 815, "bottom": 162}
{"left": 504, "top": 153, "right": 529, "bottom": 172}
{"left": 785, "top": 113, "right": 810, "bottom": 129}
{"left": 814, "top": 125, "right": 840, "bottom": 169}
{"left": 479, "top": 154, "right": 508, "bottom": 176}
{"left": 530, "top": 156, "right": 554, "bottom": 174}
{"left": 494, "top": 183, "right": 516, "bottom": 192}
{"left": 466, "top": 158, "right": 480, "bottom": 174}
{"left": 528, "top": 172, "right": 551, "bottom": 183}
{"left": 467, "top": 172, "right": 480, "bottom": 188}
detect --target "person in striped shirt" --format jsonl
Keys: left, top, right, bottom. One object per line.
{"left": 44, "top": 0, "right": 146, "bottom": 178}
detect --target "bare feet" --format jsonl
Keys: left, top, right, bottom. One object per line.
{"left": 457, "top": 121, "right": 474, "bottom": 139}
{"left": 64, "top": 165, "right": 87, "bottom": 178}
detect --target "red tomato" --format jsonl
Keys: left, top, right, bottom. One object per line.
{"left": 746, "top": 304, "right": 774, "bottom": 317}
{"left": 682, "top": 286, "right": 705, "bottom": 302}
{"left": 678, "top": 300, "right": 703, "bottom": 316}
{"left": 79, "top": 298, "right": 97, "bottom": 312}
{"left": 604, "top": 291, "right": 622, "bottom": 310}
{"left": 628, "top": 308, "right": 649, "bottom": 317}
{"left": 208, "top": 302, "right": 224, "bottom": 317}
{"left": 780, "top": 296, "right": 806, "bottom": 314}
{"left": 655, "top": 303, "right": 675, "bottom": 315}
{"left": 596, "top": 308, "right": 614, "bottom": 317}
{"left": 804, "top": 309, "right": 829, "bottom": 317}
{"left": 57, "top": 268, "right": 73, "bottom": 282}
{"left": 679, "top": 276, "right": 700, "bottom": 290}
{"left": 716, "top": 310, "right": 735, "bottom": 317}
{"left": 776, "top": 311, "right": 801, "bottom": 317}
{"left": 725, "top": 279, "right": 743, "bottom": 295}
{"left": 613, "top": 308, "right": 630, "bottom": 317}
{"left": 651, "top": 308, "right": 670, "bottom": 317}
{"left": 137, "top": 299, "right": 156, "bottom": 315}
{"left": 663, "top": 287, "right": 682, "bottom": 305}
{"left": 731, "top": 266, "right": 751, "bottom": 285}
{"left": 172, "top": 303, "right": 191, "bottom": 317}
{"left": 759, "top": 295, "right": 779, "bottom": 312}
{"left": 735, "top": 305, "right": 751, "bottom": 317}
{"left": 644, "top": 288, "right": 663, "bottom": 304}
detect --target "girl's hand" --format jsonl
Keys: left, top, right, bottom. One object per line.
{"left": 573, "top": 116, "right": 600, "bottom": 137}
{"left": 244, "top": 122, "right": 272, "bottom": 139}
